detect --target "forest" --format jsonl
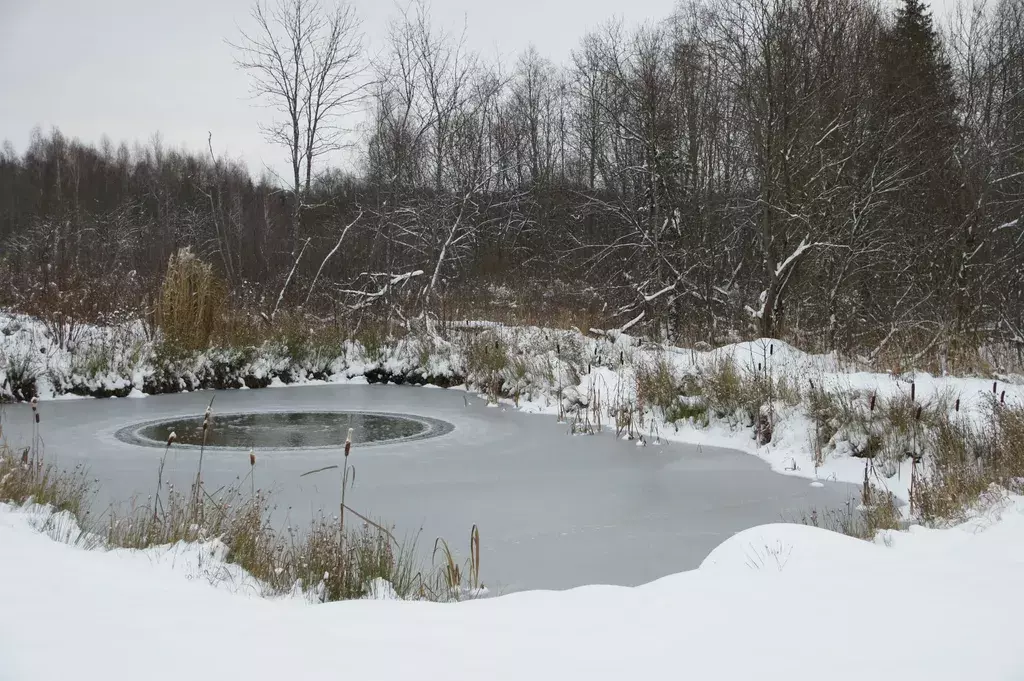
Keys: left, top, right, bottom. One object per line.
{"left": 1, "top": 0, "right": 1022, "bottom": 367}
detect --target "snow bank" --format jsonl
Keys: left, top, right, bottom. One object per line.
{"left": 2, "top": 497, "right": 1023, "bottom": 681}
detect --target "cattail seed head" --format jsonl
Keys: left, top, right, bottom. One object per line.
{"left": 167, "top": 431, "right": 177, "bottom": 445}
{"left": 249, "top": 449, "right": 256, "bottom": 467}
{"left": 1000, "top": 390, "right": 1005, "bottom": 405}
{"left": 869, "top": 394, "right": 876, "bottom": 412}
{"left": 915, "top": 406, "right": 922, "bottom": 421}
{"left": 910, "top": 382, "right": 915, "bottom": 401}
{"left": 955, "top": 398, "right": 960, "bottom": 412}
{"left": 344, "top": 427, "right": 353, "bottom": 457}
{"left": 993, "top": 381, "right": 998, "bottom": 393}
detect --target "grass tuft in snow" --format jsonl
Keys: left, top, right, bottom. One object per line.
{"left": 913, "top": 398, "right": 1024, "bottom": 523}
{"left": 0, "top": 450, "right": 93, "bottom": 520}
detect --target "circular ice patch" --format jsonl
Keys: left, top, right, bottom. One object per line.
{"left": 116, "top": 411, "right": 453, "bottom": 450}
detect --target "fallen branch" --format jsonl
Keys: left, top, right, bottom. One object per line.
{"left": 303, "top": 211, "right": 362, "bottom": 307}
{"left": 272, "top": 237, "right": 312, "bottom": 320}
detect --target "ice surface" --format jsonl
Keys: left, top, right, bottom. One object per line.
{"left": 1, "top": 384, "right": 857, "bottom": 593}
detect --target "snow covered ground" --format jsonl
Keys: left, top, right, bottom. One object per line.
{"left": 3, "top": 494, "right": 1023, "bottom": 681}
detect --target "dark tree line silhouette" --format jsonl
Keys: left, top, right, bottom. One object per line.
{"left": 1, "top": 0, "right": 1023, "bottom": 364}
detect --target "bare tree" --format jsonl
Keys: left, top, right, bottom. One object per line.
{"left": 232, "top": 0, "right": 365, "bottom": 250}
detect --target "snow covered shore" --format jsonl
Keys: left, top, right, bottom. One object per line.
{"left": 2, "top": 312, "right": 1022, "bottom": 505}
{"left": 2, "top": 496, "right": 1023, "bottom": 681}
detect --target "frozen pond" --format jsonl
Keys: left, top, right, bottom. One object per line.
{"left": 2, "top": 385, "right": 858, "bottom": 593}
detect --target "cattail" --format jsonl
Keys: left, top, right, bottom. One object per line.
{"left": 249, "top": 449, "right": 256, "bottom": 467}
{"left": 993, "top": 381, "right": 998, "bottom": 394}
{"left": 769, "top": 343, "right": 774, "bottom": 356}
{"left": 915, "top": 405, "right": 922, "bottom": 421}
{"left": 869, "top": 393, "right": 876, "bottom": 412}
{"left": 1000, "top": 390, "right": 1005, "bottom": 405}
{"left": 20, "top": 449, "right": 28, "bottom": 465}
{"left": 910, "top": 382, "right": 915, "bottom": 402}
{"left": 344, "top": 427, "right": 353, "bottom": 458}
{"left": 809, "top": 379, "right": 814, "bottom": 390}
{"left": 167, "top": 431, "right": 177, "bottom": 446}
{"left": 955, "top": 398, "right": 960, "bottom": 412}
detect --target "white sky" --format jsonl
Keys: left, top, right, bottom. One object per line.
{"left": 0, "top": 0, "right": 958, "bottom": 181}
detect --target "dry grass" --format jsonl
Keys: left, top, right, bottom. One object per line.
{"left": 913, "top": 398, "right": 1024, "bottom": 523}
{"left": 154, "top": 247, "right": 227, "bottom": 354}
{"left": 797, "top": 488, "right": 901, "bottom": 541}
{"left": 0, "top": 454, "right": 94, "bottom": 519}
{"left": 465, "top": 334, "right": 510, "bottom": 401}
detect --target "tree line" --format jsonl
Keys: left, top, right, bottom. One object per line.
{"left": 1, "top": 0, "right": 1023, "bottom": 363}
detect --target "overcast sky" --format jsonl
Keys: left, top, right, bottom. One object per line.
{"left": 0, "top": 0, "right": 958, "bottom": 180}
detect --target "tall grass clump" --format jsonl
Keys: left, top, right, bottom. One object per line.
{"left": 465, "top": 334, "right": 510, "bottom": 400}
{"left": 154, "top": 247, "right": 227, "bottom": 354}
{"left": 913, "top": 398, "right": 1024, "bottom": 522}
{"left": 696, "top": 353, "right": 796, "bottom": 442}
{"left": 635, "top": 355, "right": 706, "bottom": 424}
{"left": 0, "top": 452, "right": 93, "bottom": 519}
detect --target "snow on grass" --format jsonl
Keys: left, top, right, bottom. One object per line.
{"left": 3, "top": 495, "right": 1024, "bottom": 681}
